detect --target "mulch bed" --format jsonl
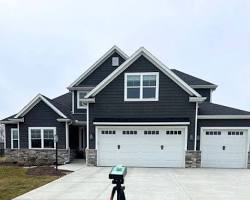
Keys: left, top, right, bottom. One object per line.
{"left": 26, "top": 166, "right": 72, "bottom": 176}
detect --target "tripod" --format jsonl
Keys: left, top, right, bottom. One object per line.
{"left": 109, "top": 178, "right": 126, "bottom": 200}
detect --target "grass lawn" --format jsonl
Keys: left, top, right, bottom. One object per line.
{"left": 0, "top": 166, "right": 59, "bottom": 200}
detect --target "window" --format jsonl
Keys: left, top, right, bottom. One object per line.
{"left": 77, "top": 91, "right": 88, "bottom": 109}
{"left": 166, "top": 130, "right": 182, "bottom": 135}
{"left": 101, "top": 130, "right": 116, "bottom": 135}
{"left": 125, "top": 72, "right": 159, "bottom": 101}
{"left": 112, "top": 57, "right": 119, "bottom": 66}
{"left": 122, "top": 130, "right": 137, "bottom": 135}
{"left": 11, "top": 128, "right": 19, "bottom": 149}
{"left": 29, "top": 127, "right": 56, "bottom": 149}
{"left": 205, "top": 131, "right": 221, "bottom": 135}
{"left": 144, "top": 130, "right": 159, "bottom": 135}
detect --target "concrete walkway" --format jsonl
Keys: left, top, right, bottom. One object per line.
{"left": 58, "top": 159, "right": 86, "bottom": 171}
{"left": 14, "top": 167, "right": 250, "bottom": 200}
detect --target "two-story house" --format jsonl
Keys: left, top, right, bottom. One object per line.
{"left": 1, "top": 46, "right": 250, "bottom": 168}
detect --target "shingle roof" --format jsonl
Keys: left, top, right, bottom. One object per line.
{"left": 1, "top": 93, "right": 86, "bottom": 122}
{"left": 199, "top": 102, "right": 250, "bottom": 115}
{"left": 171, "top": 69, "right": 216, "bottom": 87}
{"left": 1, "top": 114, "right": 16, "bottom": 122}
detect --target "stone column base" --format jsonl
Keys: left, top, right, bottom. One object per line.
{"left": 5, "top": 149, "right": 70, "bottom": 166}
{"left": 185, "top": 150, "right": 201, "bottom": 168}
{"left": 86, "top": 149, "right": 97, "bottom": 166}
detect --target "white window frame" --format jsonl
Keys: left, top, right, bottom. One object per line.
{"left": 11, "top": 128, "right": 19, "bottom": 149}
{"left": 124, "top": 72, "right": 159, "bottom": 101}
{"left": 28, "top": 127, "right": 56, "bottom": 149}
{"left": 77, "top": 91, "right": 88, "bottom": 109}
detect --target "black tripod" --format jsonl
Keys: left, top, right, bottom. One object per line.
{"left": 109, "top": 178, "right": 126, "bottom": 200}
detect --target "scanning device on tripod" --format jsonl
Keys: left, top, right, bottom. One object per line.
{"left": 109, "top": 165, "right": 127, "bottom": 200}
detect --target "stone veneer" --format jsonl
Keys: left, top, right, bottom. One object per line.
{"left": 86, "top": 149, "right": 97, "bottom": 166}
{"left": 185, "top": 150, "right": 201, "bottom": 168}
{"left": 5, "top": 149, "right": 70, "bottom": 166}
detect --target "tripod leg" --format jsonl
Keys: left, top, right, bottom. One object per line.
{"left": 109, "top": 186, "right": 117, "bottom": 200}
{"left": 120, "top": 187, "right": 126, "bottom": 200}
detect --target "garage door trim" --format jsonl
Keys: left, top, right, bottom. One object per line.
{"left": 95, "top": 125, "right": 188, "bottom": 167}
{"left": 200, "top": 127, "right": 250, "bottom": 168}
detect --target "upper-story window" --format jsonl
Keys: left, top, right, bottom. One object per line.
{"left": 124, "top": 72, "right": 159, "bottom": 101}
{"left": 77, "top": 91, "right": 88, "bottom": 109}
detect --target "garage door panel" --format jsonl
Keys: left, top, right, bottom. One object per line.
{"left": 97, "top": 126, "right": 186, "bottom": 167}
{"left": 201, "top": 129, "right": 248, "bottom": 169}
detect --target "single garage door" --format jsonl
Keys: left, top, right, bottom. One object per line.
{"left": 97, "top": 126, "right": 187, "bottom": 167}
{"left": 201, "top": 128, "right": 248, "bottom": 168}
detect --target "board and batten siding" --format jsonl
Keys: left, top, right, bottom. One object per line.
{"left": 197, "top": 119, "right": 250, "bottom": 150}
{"left": 18, "top": 101, "right": 66, "bottom": 149}
{"left": 89, "top": 55, "right": 196, "bottom": 150}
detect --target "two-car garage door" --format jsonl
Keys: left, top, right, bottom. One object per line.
{"left": 97, "top": 126, "right": 187, "bottom": 167}
{"left": 201, "top": 128, "right": 249, "bottom": 168}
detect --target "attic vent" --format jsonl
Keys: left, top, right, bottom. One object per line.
{"left": 112, "top": 57, "right": 119, "bottom": 66}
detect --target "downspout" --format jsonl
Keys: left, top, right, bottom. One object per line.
{"left": 194, "top": 102, "right": 198, "bottom": 151}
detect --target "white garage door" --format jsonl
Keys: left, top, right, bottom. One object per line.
{"left": 201, "top": 128, "right": 248, "bottom": 168}
{"left": 97, "top": 126, "right": 187, "bottom": 167}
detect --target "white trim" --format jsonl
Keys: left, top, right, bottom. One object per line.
{"left": 65, "top": 122, "right": 69, "bottom": 149}
{"left": 28, "top": 127, "right": 56, "bottom": 149}
{"left": 190, "top": 85, "right": 218, "bottom": 89}
{"left": 57, "top": 118, "right": 71, "bottom": 122}
{"left": 11, "top": 128, "right": 19, "bottom": 149}
{"left": 200, "top": 127, "right": 250, "bottom": 168}
{"left": 189, "top": 97, "right": 207, "bottom": 102}
{"left": 198, "top": 115, "right": 250, "bottom": 119}
{"left": 86, "top": 47, "right": 201, "bottom": 98}
{"left": 124, "top": 72, "right": 159, "bottom": 101}
{"left": 95, "top": 125, "right": 188, "bottom": 167}
{"left": 77, "top": 91, "right": 88, "bottom": 109}
{"left": 4, "top": 125, "right": 6, "bottom": 149}
{"left": 9, "top": 118, "right": 24, "bottom": 122}
{"left": 15, "top": 94, "right": 67, "bottom": 119}
{"left": 72, "top": 91, "right": 74, "bottom": 113}
{"left": 210, "top": 89, "right": 213, "bottom": 102}
{"left": 93, "top": 122, "right": 190, "bottom": 125}
{"left": 0, "top": 121, "right": 18, "bottom": 124}
{"left": 86, "top": 103, "right": 89, "bottom": 149}
{"left": 68, "top": 46, "right": 129, "bottom": 87}
{"left": 194, "top": 102, "right": 198, "bottom": 150}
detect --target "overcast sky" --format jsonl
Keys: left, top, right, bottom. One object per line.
{"left": 0, "top": 0, "right": 250, "bottom": 119}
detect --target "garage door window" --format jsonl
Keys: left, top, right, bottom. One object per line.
{"left": 228, "top": 131, "right": 243, "bottom": 136}
{"left": 123, "top": 131, "right": 137, "bottom": 135}
{"left": 205, "top": 131, "right": 221, "bottom": 135}
{"left": 101, "top": 130, "right": 116, "bottom": 134}
{"left": 166, "top": 131, "right": 182, "bottom": 135}
{"left": 144, "top": 130, "right": 159, "bottom": 135}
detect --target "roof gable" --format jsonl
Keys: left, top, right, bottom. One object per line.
{"left": 68, "top": 46, "right": 129, "bottom": 88}
{"left": 15, "top": 94, "right": 67, "bottom": 119}
{"left": 86, "top": 47, "right": 201, "bottom": 98}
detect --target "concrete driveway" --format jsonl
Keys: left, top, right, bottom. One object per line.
{"left": 15, "top": 167, "right": 250, "bottom": 200}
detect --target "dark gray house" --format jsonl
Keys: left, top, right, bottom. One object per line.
{"left": 1, "top": 46, "right": 250, "bottom": 168}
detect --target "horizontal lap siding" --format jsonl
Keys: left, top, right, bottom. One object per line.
{"left": 19, "top": 101, "right": 66, "bottom": 149}
{"left": 89, "top": 55, "right": 196, "bottom": 150}
{"left": 74, "top": 52, "right": 125, "bottom": 114}
{"left": 197, "top": 119, "right": 250, "bottom": 150}
{"left": 5, "top": 124, "right": 17, "bottom": 149}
